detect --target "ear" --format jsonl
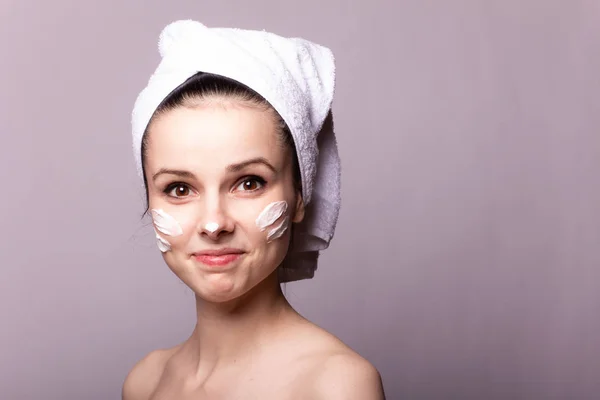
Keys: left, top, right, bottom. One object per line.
{"left": 292, "top": 190, "right": 305, "bottom": 223}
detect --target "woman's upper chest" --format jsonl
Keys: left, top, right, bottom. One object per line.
{"left": 148, "top": 356, "right": 318, "bottom": 400}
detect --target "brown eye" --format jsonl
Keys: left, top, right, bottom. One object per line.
{"left": 235, "top": 177, "right": 266, "bottom": 192}
{"left": 166, "top": 184, "right": 190, "bottom": 198}
{"left": 175, "top": 185, "right": 189, "bottom": 196}
{"left": 243, "top": 180, "right": 259, "bottom": 191}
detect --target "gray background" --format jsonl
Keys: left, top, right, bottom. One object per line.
{"left": 1, "top": 1, "right": 599, "bottom": 399}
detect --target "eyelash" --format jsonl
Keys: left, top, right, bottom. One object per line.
{"left": 162, "top": 176, "right": 267, "bottom": 198}
{"left": 163, "top": 183, "right": 190, "bottom": 198}
{"left": 235, "top": 175, "right": 267, "bottom": 193}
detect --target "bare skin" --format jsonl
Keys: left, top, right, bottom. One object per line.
{"left": 123, "top": 99, "right": 385, "bottom": 399}
{"left": 123, "top": 271, "right": 384, "bottom": 399}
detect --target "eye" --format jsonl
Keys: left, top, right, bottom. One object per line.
{"left": 164, "top": 183, "right": 191, "bottom": 198}
{"left": 235, "top": 176, "right": 266, "bottom": 192}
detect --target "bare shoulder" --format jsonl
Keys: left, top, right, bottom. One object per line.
{"left": 310, "top": 350, "right": 385, "bottom": 400}
{"left": 121, "top": 346, "right": 179, "bottom": 400}
{"left": 290, "top": 321, "right": 385, "bottom": 399}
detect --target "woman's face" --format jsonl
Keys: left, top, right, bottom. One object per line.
{"left": 144, "top": 100, "right": 304, "bottom": 302}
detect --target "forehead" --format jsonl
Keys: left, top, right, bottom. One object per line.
{"left": 146, "top": 103, "right": 284, "bottom": 171}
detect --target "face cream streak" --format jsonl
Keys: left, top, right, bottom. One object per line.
{"left": 255, "top": 201, "right": 288, "bottom": 231}
{"left": 267, "top": 216, "right": 289, "bottom": 242}
{"left": 151, "top": 208, "right": 183, "bottom": 236}
{"left": 155, "top": 229, "right": 172, "bottom": 252}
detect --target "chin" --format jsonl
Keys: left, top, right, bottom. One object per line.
{"left": 167, "top": 251, "right": 284, "bottom": 302}
{"left": 195, "top": 267, "right": 283, "bottom": 304}
{"left": 195, "top": 280, "right": 246, "bottom": 303}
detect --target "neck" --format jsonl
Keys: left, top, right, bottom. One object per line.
{"left": 184, "top": 269, "right": 297, "bottom": 372}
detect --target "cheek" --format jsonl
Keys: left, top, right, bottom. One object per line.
{"left": 151, "top": 206, "right": 197, "bottom": 245}
{"left": 151, "top": 208, "right": 184, "bottom": 236}
{"left": 251, "top": 200, "right": 291, "bottom": 244}
{"left": 231, "top": 205, "right": 268, "bottom": 243}
{"left": 176, "top": 213, "right": 199, "bottom": 233}
{"left": 255, "top": 201, "right": 288, "bottom": 230}
{"left": 265, "top": 216, "right": 290, "bottom": 242}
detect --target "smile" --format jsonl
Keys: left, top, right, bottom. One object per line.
{"left": 192, "top": 249, "right": 245, "bottom": 267}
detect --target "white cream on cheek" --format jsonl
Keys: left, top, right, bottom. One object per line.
{"left": 155, "top": 229, "right": 172, "bottom": 252}
{"left": 151, "top": 208, "right": 183, "bottom": 252}
{"left": 151, "top": 209, "right": 184, "bottom": 236}
{"left": 267, "top": 216, "right": 290, "bottom": 242}
{"left": 255, "top": 201, "right": 288, "bottom": 230}
{"left": 255, "top": 201, "right": 290, "bottom": 243}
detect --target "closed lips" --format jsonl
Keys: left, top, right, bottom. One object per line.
{"left": 194, "top": 249, "right": 244, "bottom": 256}
{"left": 193, "top": 249, "right": 245, "bottom": 267}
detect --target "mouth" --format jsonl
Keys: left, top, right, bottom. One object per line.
{"left": 192, "top": 248, "right": 245, "bottom": 267}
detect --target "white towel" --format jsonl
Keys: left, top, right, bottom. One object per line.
{"left": 131, "top": 20, "right": 341, "bottom": 282}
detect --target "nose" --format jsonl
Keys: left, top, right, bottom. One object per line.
{"left": 197, "top": 195, "right": 234, "bottom": 240}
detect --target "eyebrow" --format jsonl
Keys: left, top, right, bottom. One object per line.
{"left": 152, "top": 168, "right": 196, "bottom": 182}
{"left": 152, "top": 157, "right": 276, "bottom": 182}
{"left": 226, "top": 157, "right": 276, "bottom": 173}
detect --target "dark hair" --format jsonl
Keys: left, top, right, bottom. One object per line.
{"left": 140, "top": 72, "right": 302, "bottom": 216}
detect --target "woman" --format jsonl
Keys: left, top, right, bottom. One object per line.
{"left": 123, "top": 20, "right": 385, "bottom": 399}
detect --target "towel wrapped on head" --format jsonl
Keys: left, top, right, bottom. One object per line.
{"left": 131, "top": 20, "right": 341, "bottom": 282}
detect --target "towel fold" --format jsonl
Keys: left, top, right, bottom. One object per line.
{"left": 131, "top": 20, "right": 341, "bottom": 282}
